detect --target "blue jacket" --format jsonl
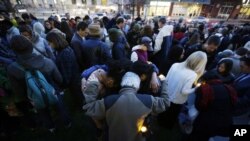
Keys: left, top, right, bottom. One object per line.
{"left": 0, "top": 42, "right": 16, "bottom": 65}
{"left": 82, "top": 38, "right": 112, "bottom": 69}
{"left": 55, "top": 47, "right": 80, "bottom": 88}
{"left": 81, "top": 65, "right": 108, "bottom": 78}
{"left": 71, "top": 33, "right": 85, "bottom": 71}
{"left": 112, "top": 36, "right": 128, "bottom": 60}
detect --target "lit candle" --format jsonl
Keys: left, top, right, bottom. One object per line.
{"left": 158, "top": 74, "right": 166, "bottom": 81}
{"left": 196, "top": 83, "right": 201, "bottom": 87}
{"left": 140, "top": 126, "right": 147, "bottom": 133}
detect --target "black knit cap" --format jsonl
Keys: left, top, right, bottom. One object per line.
{"left": 10, "top": 35, "right": 33, "bottom": 55}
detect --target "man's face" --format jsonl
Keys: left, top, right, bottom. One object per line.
{"left": 205, "top": 44, "right": 218, "bottom": 53}
{"left": 66, "top": 13, "right": 70, "bottom": 19}
{"left": 240, "top": 61, "right": 250, "bottom": 73}
{"left": 119, "top": 22, "right": 125, "bottom": 29}
{"left": 45, "top": 22, "right": 52, "bottom": 29}
{"left": 158, "top": 22, "right": 163, "bottom": 28}
{"left": 79, "top": 28, "right": 89, "bottom": 37}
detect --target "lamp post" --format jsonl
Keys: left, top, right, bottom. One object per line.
{"left": 61, "top": 0, "right": 65, "bottom": 13}
{"left": 155, "top": 0, "right": 158, "bottom": 16}
{"left": 132, "top": 0, "right": 135, "bottom": 19}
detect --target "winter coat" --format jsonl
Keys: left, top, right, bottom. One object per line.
{"left": 230, "top": 56, "right": 241, "bottom": 77}
{"left": 127, "top": 30, "right": 140, "bottom": 47}
{"left": 32, "top": 33, "right": 55, "bottom": 60}
{"left": 152, "top": 25, "right": 173, "bottom": 73}
{"left": 112, "top": 36, "right": 127, "bottom": 60}
{"left": 6, "top": 26, "right": 20, "bottom": 45}
{"left": 81, "top": 65, "right": 108, "bottom": 79}
{"left": 0, "top": 43, "right": 16, "bottom": 65}
{"left": 70, "top": 32, "right": 85, "bottom": 71}
{"left": 54, "top": 47, "right": 80, "bottom": 88}
{"left": 211, "top": 69, "right": 235, "bottom": 84}
{"left": 191, "top": 80, "right": 236, "bottom": 139}
{"left": 33, "top": 22, "right": 46, "bottom": 38}
{"left": 82, "top": 38, "right": 112, "bottom": 69}
{"left": 217, "top": 35, "right": 230, "bottom": 53}
{"left": 130, "top": 45, "right": 148, "bottom": 63}
{"left": 83, "top": 82, "right": 170, "bottom": 141}
{"left": 7, "top": 53, "right": 62, "bottom": 102}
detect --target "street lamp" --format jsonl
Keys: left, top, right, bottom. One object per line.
{"left": 61, "top": 0, "right": 65, "bottom": 13}
{"left": 121, "top": 0, "right": 124, "bottom": 13}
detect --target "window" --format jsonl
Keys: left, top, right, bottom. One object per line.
{"left": 82, "top": 0, "right": 86, "bottom": 4}
{"left": 92, "top": 0, "right": 96, "bottom": 5}
{"left": 217, "top": 2, "right": 234, "bottom": 18}
{"left": 72, "top": 0, "right": 76, "bottom": 4}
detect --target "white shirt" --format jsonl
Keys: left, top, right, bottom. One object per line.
{"left": 154, "top": 25, "right": 173, "bottom": 54}
{"left": 163, "top": 63, "right": 197, "bottom": 104}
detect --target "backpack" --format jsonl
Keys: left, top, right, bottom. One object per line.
{"left": 16, "top": 63, "right": 58, "bottom": 109}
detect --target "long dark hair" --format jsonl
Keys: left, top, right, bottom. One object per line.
{"left": 60, "top": 21, "right": 73, "bottom": 43}
{"left": 46, "top": 32, "right": 68, "bottom": 51}
{"left": 44, "top": 20, "right": 52, "bottom": 34}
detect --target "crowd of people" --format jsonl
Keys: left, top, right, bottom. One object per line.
{"left": 0, "top": 11, "right": 250, "bottom": 141}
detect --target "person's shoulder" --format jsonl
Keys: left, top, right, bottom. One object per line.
{"left": 191, "top": 44, "right": 202, "bottom": 50}
{"left": 71, "top": 34, "right": 77, "bottom": 41}
{"left": 43, "top": 58, "right": 57, "bottom": 69}
{"left": 104, "top": 94, "right": 121, "bottom": 110}
{"left": 7, "top": 62, "right": 24, "bottom": 79}
{"left": 135, "top": 94, "right": 153, "bottom": 109}
{"left": 99, "top": 41, "right": 109, "bottom": 48}
{"left": 7, "top": 62, "right": 18, "bottom": 74}
{"left": 61, "top": 47, "right": 75, "bottom": 56}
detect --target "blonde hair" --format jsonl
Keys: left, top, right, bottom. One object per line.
{"left": 185, "top": 51, "right": 207, "bottom": 78}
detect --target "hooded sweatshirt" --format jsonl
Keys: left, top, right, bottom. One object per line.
{"left": 32, "top": 32, "right": 55, "bottom": 60}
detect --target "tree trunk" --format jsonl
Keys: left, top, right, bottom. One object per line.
{"left": 137, "top": 4, "right": 141, "bottom": 16}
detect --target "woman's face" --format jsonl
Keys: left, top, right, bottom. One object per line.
{"left": 45, "top": 22, "right": 52, "bottom": 29}
{"left": 218, "top": 63, "right": 226, "bottom": 73}
{"left": 103, "top": 76, "right": 114, "bottom": 88}
{"left": 21, "top": 31, "right": 32, "bottom": 40}
{"left": 48, "top": 41, "right": 55, "bottom": 49}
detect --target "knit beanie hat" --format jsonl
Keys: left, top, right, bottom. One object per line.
{"left": 121, "top": 72, "right": 141, "bottom": 90}
{"left": 10, "top": 35, "right": 34, "bottom": 55}
{"left": 108, "top": 28, "right": 121, "bottom": 42}
{"left": 133, "top": 24, "right": 141, "bottom": 32}
{"left": 218, "top": 49, "right": 234, "bottom": 58}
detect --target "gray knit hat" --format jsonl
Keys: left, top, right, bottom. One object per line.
{"left": 121, "top": 72, "right": 141, "bottom": 90}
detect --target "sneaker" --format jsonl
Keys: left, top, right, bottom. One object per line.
{"left": 48, "top": 128, "right": 56, "bottom": 133}
{"left": 65, "top": 122, "right": 72, "bottom": 129}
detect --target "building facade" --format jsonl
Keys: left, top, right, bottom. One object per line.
{"left": 238, "top": 0, "right": 250, "bottom": 19}
{"left": 147, "top": 0, "right": 248, "bottom": 20}
{"left": 11, "top": 0, "right": 121, "bottom": 19}
{"left": 201, "top": 0, "right": 242, "bottom": 19}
